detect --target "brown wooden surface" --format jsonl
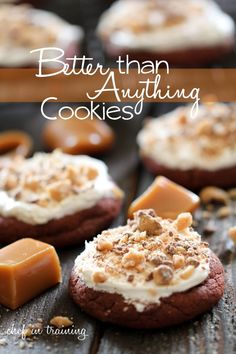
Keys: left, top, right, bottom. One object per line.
{"left": 0, "top": 0, "right": 236, "bottom": 353}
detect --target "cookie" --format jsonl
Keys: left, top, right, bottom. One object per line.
{"left": 0, "top": 4, "right": 83, "bottom": 67}
{"left": 69, "top": 209, "right": 224, "bottom": 328}
{"left": 97, "top": 0, "right": 235, "bottom": 66}
{"left": 0, "top": 150, "right": 123, "bottom": 247}
{"left": 138, "top": 103, "right": 236, "bottom": 189}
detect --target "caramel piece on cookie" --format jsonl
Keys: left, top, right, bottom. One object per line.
{"left": 128, "top": 176, "right": 200, "bottom": 219}
{"left": 0, "top": 131, "right": 32, "bottom": 157}
{"left": 0, "top": 238, "right": 61, "bottom": 310}
{"left": 43, "top": 112, "right": 115, "bottom": 155}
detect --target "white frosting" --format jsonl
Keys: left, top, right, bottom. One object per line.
{"left": 74, "top": 236, "right": 209, "bottom": 312}
{"left": 138, "top": 104, "right": 236, "bottom": 171}
{"left": 0, "top": 151, "right": 120, "bottom": 225}
{"left": 0, "top": 5, "right": 83, "bottom": 66}
{"left": 98, "top": 0, "right": 235, "bottom": 52}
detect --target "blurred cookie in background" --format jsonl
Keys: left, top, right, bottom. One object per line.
{"left": 138, "top": 103, "right": 236, "bottom": 189}
{"left": 97, "top": 0, "right": 235, "bottom": 66}
{"left": 0, "top": 150, "right": 123, "bottom": 247}
{"left": 0, "top": 4, "right": 83, "bottom": 67}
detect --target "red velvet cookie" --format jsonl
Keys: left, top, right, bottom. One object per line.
{"left": 0, "top": 150, "right": 123, "bottom": 247}
{"left": 97, "top": 0, "right": 235, "bottom": 66}
{"left": 138, "top": 103, "right": 236, "bottom": 189}
{"left": 69, "top": 209, "right": 224, "bottom": 328}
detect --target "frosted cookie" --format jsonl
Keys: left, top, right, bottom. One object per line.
{"left": 138, "top": 103, "right": 236, "bottom": 189}
{"left": 0, "top": 150, "right": 123, "bottom": 247}
{"left": 69, "top": 209, "right": 224, "bottom": 328}
{"left": 97, "top": 0, "right": 235, "bottom": 65}
{"left": 0, "top": 4, "right": 83, "bottom": 67}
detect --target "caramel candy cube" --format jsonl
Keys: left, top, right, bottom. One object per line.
{"left": 128, "top": 176, "right": 200, "bottom": 219}
{"left": 43, "top": 116, "right": 115, "bottom": 155}
{"left": 0, "top": 238, "right": 61, "bottom": 310}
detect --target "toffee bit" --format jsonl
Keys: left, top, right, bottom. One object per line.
{"left": 127, "top": 274, "right": 134, "bottom": 282}
{"left": 96, "top": 238, "right": 113, "bottom": 252}
{"left": 203, "top": 223, "right": 216, "bottom": 236}
{"left": 153, "top": 265, "right": 173, "bottom": 285}
{"left": 228, "top": 226, "right": 236, "bottom": 244}
{"left": 176, "top": 213, "right": 192, "bottom": 231}
{"left": 200, "top": 187, "right": 229, "bottom": 205}
{"left": 180, "top": 265, "right": 195, "bottom": 279}
{"left": 122, "top": 250, "right": 145, "bottom": 269}
{"left": 202, "top": 210, "right": 212, "bottom": 219}
{"left": 138, "top": 213, "right": 163, "bottom": 236}
{"left": 228, "top": 188, "right": 236, "bottom": 199}
{"left": 146, "top": 272, "right": 153, "bottom": 282}
{"left": 92, "top": 271, "right": 107, "bottom": 283}
{"left": 173, "top": 254, "right": 185, "bottom": 269}
{"left": 216, "top": 206, "right": 231, "bottom": 219}
{"left": 50, "top": 316, "right": 73, "bottom": 328}
{"left": 186, "top": 257, "right": 200, "bottom": 268}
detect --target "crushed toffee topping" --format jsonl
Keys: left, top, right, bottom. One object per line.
{"left": 142, "top": 103, "right": 236, "bottom": 159}
{"left": 91, "top": 209, "right": 210, "bottom": 286}
{"left": 0, "top": 4, "right": 57, "bottom": 49}
{"left": 0, "top": 150, "right": 108, "bottom": 207}
{"left": 99, "top": 0, "right": 205, "bottom": 36}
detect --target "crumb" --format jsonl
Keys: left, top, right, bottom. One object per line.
{"left": 0, "top": 338, "right": 7, "bottom": 346}
{"left": 206, "top": 204, "right": 214, "bottom": 212}
{"left": 121, "top": 249, "right": 145, "bottom": 269}
{"left": 50, "top": 316, "right": 73, "bottom": 329}
{"left": 228, "top": 188, "right": 236, "bottom": 199}
{"left": 19, "top": 340, "right": 26, "bottom": 349}
{"left": 203, "top": 223, "right": 216, "bottom": 235}
{"left": 228, "top": 226, "right": 236, "bottom": 244}
{"left": 22, "top": 322, "right": 43, "bottom": 338}
{"left": 92, "top": 271, "right": 108, "bottom": 284}
{"left": 153, "top": 265, "right": 173, "bottom": 285}
{"left": 96, "top": 238, "right": 113, "bottom": 252}
{"left": 173, "top": 254, "right": 185, "bottom": 269}
{"left": 200, "top": 187, "right": 229, "bottom": 205}
{"left": 180, "top": 265, "right": 195, "bottom": 279}
{"left": 176, "top": 212, "right": 192, "bottom": 231}
{"left": 138, "top": 213, "right": 162, "bottom": 236}
{"left": 22, "top": 327, "right": 32, "bottom": 338}
{"left": 202, "top": 210, "right": 212, "bottom": 219}
{"left": 216, "top": 206, "right": 231, "bottom": 219}
{"left": 127, "top": 274, "right": 134, "bottom": 282}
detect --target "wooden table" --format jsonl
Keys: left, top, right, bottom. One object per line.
{"left": 0, "top": 0, "right": 236, "bottom": 353}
